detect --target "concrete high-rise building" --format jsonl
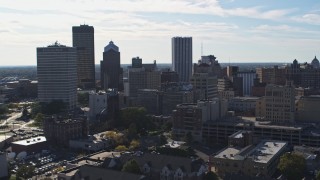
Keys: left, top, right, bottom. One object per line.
{"left": 101, "top": 41, "right": 122, "bottom": 90}
{"left": 37, "top": 42, "right": 77, "bottom": 110}
{"left": 72, "top": 24, "right": 95, "bottom": 89}
{"left": 127, "top": 57, "right": 161, "bottom": 97}
{"left": 256, "top": 66, "right": 286, "bottom": 85}
{"left": 193, "top": 55, "right": 222, "bottom": 77}
{"left": 286, "top": 58, "right": 320, "bottom": 90}
{"left": 190, "top": 73, "right": 218, "bottom": 99}
{"left": 172, "top": 37, "right": 192, "bottom": 82}
{"left": 256, "top": 83, "right": 295, "bottom": 124}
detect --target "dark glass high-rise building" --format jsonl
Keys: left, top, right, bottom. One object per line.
{"left": 100, "top": 41, "right": 122, "bottom": 90}
{"left": 72, "top": 24, "right": 95, "bottom": 89}
{"left": 172, "top": 37, "right": 192, "bottom": 82}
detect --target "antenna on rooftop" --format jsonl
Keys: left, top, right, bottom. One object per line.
{"left": 201, "top": 42, "right": 203, "bottom": 56}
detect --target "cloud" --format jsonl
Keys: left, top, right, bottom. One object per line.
{"left": 293, "top": 13, "right": 320, "bottom": 25}
{"left": 0, "top": 0, "right": 294, "bottom": 21}
{"left": 252, "top": 24, "right": 300, "bottom": 32}
{"left": 0, "top": 30, "right": 10, "bottom": 33}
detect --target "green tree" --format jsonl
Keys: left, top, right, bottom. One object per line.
{"left": 7, "top": 103, "right": 18, "bottom": 109}
{"left": 0, "top": 104, "right": 8, "bottom": 115}
{"left": 316, "top": 170, "right": 320, "bottom": 180}
{"left": 159, "top": 134, "right": 167, "bottom": 145}
{"left": 203, "top": 171, "right": 219, "bottom": 180}
{"left": 122, "top": 159, "right": 141, "bottom": 174}
{"left": 129, "top": 139, "right": 140, "bottom": 150}
{"left": 118, "top": 107, "right": 155, "bottom": 133}
{"left": 22, "top": 107, "right": 29, "bottom": 117}
{"left": 128, "top": 123, "right": 138, "bottom": 138}
{"left": 161, "top": 121, "right": 172, "bottom": 131}
{"left": 115, "top": 145, "right": 128, "bottom": 152}
{"left": 30, "top": 102, "right": 42, "bottom": 118}
{"left": 278, "top": 153, "right": 306, "bottom": 180}
{"left": 33, "top": 113, "right": 44, "bottom": 127}
{"left": 184, "top": 132, "right": 193, "bottom": 144}
{"left": 78, "top": 92, "right": 89, "bottom": 107}
{"left": 16, "top": 165, "right": 35, "bottom": 179}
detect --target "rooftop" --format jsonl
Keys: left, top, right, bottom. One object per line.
{"left": 0, "top": 134, "right": 13, "bottom": 142}
{"left": 88, "top": 151, "right": 120, "bottom": 161}
{"left": 229, "top": 131, "right": 251, "bottom": 139}
{"left": 12, "top": 136, "right": 46, "bottom": 146}
{"left": 214, "top": 141, "right": 287, "bottom": 164}
{"left": 215, "top": 147, "right": 242, "bottom": 160}
{"left": 249, "top": 141, "right": 287, "bottom": 163}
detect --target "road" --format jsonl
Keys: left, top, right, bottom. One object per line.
{"left": 0, "top": 112, "right": 22, "bottom": 126}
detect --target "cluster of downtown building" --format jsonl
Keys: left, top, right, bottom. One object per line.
{"left": 13, "top": 23, "right": 318, "bottom": 179}
{"left": 34, "top": 24, "right": 320, "bottom": 146}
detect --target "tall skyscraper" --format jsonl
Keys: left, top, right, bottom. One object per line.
{"left": 172, "top": 37, "right": 192, "bottom": 82}
{"left": 100, "top": 41, "right": 122, "bottom": 90}
{"left": 37, "top": 42, "right": 77, "bottom": 110}
{"left": 72, "top": 24, "right": 95, "bottom": 89}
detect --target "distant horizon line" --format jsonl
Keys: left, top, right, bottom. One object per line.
{"left": 0, "top": 62, "right": 289, "bottom": 67}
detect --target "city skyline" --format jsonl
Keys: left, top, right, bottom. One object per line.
{"left": 1, "top": 0, "right": 320, "bottom": 66}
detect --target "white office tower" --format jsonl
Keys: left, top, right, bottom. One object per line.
{"left": 37, "top": 42, "right": 77, "bottom": 110}
{"left": 172, "top": 37, "right": 192, "bottom": 82}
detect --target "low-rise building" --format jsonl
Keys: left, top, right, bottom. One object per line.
{"left": 11, "top": 136, "right": 47, "bottom": 154}
{"left": 295, "top": 95, "right": 320, "bottom": 122}
{"left": 228, "top": 96, "right": 259, "bottom": 114}
{"left": 228, "top": 131, "right": 253, "bottom": 147}
{"left": 69, "top": 134, "right": 112, "bottom": 152}
{"left": 114, "top": 153, "right": 207, "bottom": 180}
{"left": 211, "top": 140, "right": 287, "bottom": 178}
{"left": 59, "top": 164, "right": 147, "bottom": 180}
{"left": 43, "top": 115, "right": 88, "bottom": 147}
{"left": 148, "top": 115, "right": 172, "bottom": 127}
{"left": 6, "top": 79, "right": 38, "bottom": 98}
{"left": 0, "top": 134, "right": 13, "bottom": 149}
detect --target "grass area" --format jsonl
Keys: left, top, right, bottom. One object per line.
{"left": 26, "top": 123, "right": 38, "bottom": 127}
{"left": 9, "top": 174, "right": 16, "bottom": 180}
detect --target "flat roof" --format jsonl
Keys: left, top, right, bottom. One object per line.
{"left": 249, "top": 141, "right": 287, "bottom": 163}
{"left": 89, "top": 151, "right": 120, "bottom": 160}
{"left": 214, "top": 141, "right": 287, "bottom": 164}
{"left": 0, "top": 134, "right": 13, "bottom": 142}
{"left": 12, "top": 136, "right": 46, "bottom": 146}
{"left": 215, "top": 147, "right": 242, "bottom": 160}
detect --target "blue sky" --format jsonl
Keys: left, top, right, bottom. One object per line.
{"left": 0, "top": 0, "right": 319, "bottom": 65}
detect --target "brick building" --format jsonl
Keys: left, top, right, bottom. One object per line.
{"left": 43, "top": 115, "right": 88, "bottom": 146}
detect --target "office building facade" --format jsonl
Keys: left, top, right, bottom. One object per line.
{"left": 172, "top": 37, "right": 192, "bottom": 82}
{"left": 256, "top": 83, "right": 295, "bottom": 124}
{"left": 72, "top": 25, "right": 95, "bottom": 89}
{"left": 101, "top": 41, "right": 122, "bottom": 90}
{"left": 190, "top": 73, "right": 218, "bottom": 99}
{"left": 37, "top": 42, "right": 77, "bottom": 110}
{"left": 237, "top": 71, "right": 255, "bottom": 96}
